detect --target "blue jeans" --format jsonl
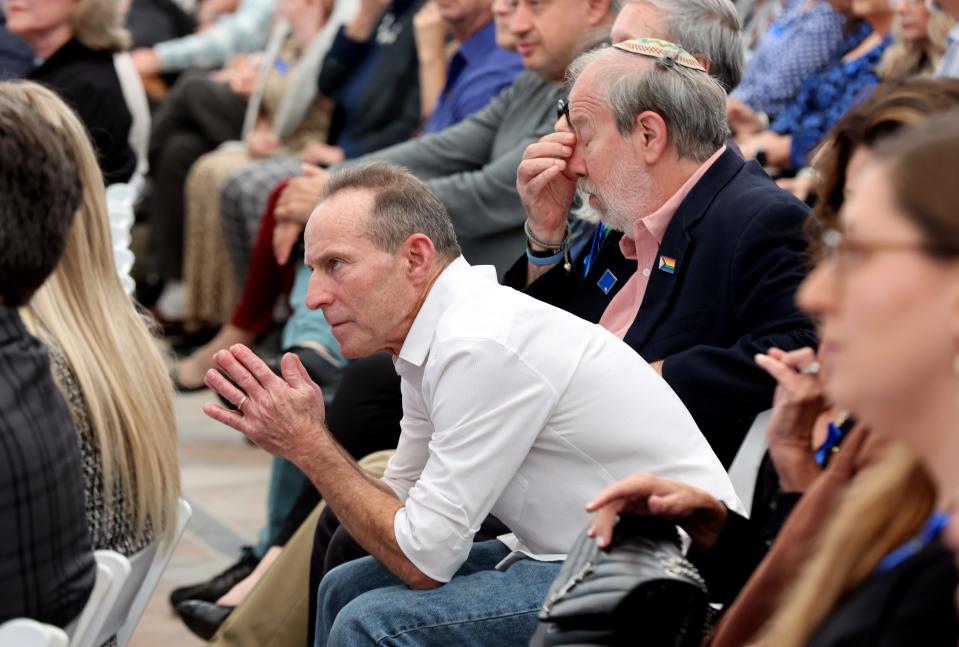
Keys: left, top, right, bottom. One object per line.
{"left": 315, "top": 540, "right": 560, "bottom": 646}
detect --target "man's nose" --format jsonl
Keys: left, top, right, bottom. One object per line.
{"left": 509, "top": 5, "right": 532, "bottom": 33}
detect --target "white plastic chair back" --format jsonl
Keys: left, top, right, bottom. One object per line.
{"left": 67, "top": 550, "right": 131, "bottom": 647}
{"left": 0, "top": 619, "right": 69, "bottom": 647}
{"left": 105, "top": 183, "right": 137, "bottom": 296}
{"left": 115, "top": 498, "right": 193, "bottom": 647}
{"left": 113, "top": 52, "right": 151, "bottom": 189}
{"left": 727, "top": 409, "right": 771, "bottom": 514}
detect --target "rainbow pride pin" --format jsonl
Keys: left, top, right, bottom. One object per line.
{"left": 658, "top": 255, "right": 677, "bottom": 274}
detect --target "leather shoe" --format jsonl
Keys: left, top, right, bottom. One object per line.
{"left": 176, "top": 600, "right": 234, "bottom": 640}
{"left": 169, "top": 546, "right": 258, "bottom": 608}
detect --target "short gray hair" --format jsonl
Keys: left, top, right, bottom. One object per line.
{"left": 635, "top": 0, "right": 743, "bottom": 91}
{"left": 323, "top": 162, "right": 462, "bottom": 260}
{"left": 568, "top": 46, "right": 729, "bottom": 162}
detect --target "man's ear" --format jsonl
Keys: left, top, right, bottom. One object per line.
{"left": 630, "top": 110, "right": 669, "bottom": 165}
{"left": 585, "top": 0, "right": 614, "bottom": 26}
{"left": 404, "top": 234, "right": 438, "bottom": 282}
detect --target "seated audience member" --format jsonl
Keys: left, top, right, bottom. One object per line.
{"left": 510, "top": 37, "right": 816, "bottom": 465}
{"left": 185, "top": 0, "right": 425, "bottom": 324}
{"left": 130, "top": 0, "right": 275, "bottom": 75}
{"left": 12, "top": 82, "right": 181, "bottom": 562}
{"left": 183, "top": 0, "right": 522, "bottom": 326}
{"left": 586, "top": 79, "right": 959, "bottom": 647}
{"left": 0, "top": 8, "right": 33, "bottom": 78}
{"left": 413, "top": 0, "right": 523, "bottom": 133}
{"left": 7, "top": 0, "right": 136, "bottom": 183}
{"left": 780, "top": 2, "right": 952, "bottom": 199}
{"left": 934, "top": 0, "right": 959, "bottom": 75}
{"left": 203, "top": 162, "right": 740, "bottom": 645}
{"left": 727, "top": 0, "right": 847, "bottom": 134}
{"left": 144, "top": 0, "right": 352, "bottom": 323}
{"left": 754, "top": 112, "right": 959, "bottom": 647}
{"left": 876, "top": 0, "right": 953, "bottom": 79}
{"left": 236, "top": 0, "right": 605, "bottom": 281}
{"left": 0, "top": 82, "right": 94, "bottom": 627}
{"left": 737, "top": 0, "right": 893, "bottom": 172}
{"left": 170, "top": 0, "right": 564, "bottom": 389}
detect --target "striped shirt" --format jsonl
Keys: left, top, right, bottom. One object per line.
{"left": 0, "top": 304, "right": 95, "bottom": 627}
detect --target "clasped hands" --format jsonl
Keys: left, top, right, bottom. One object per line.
{"left": 203, "top": 344, "right": 329, "bottom": 462}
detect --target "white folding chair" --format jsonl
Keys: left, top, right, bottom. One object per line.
{"left": 727, "top": 409, "right": 771, "bottom": 514}
{"left": 115, "top": 498, "right": 193, "bottom": 647}
{"left": 67, "top": 550, "right": 131, "bottom": 647}
{"left": 0, "top": 619, "right": 69, "bottom": 647}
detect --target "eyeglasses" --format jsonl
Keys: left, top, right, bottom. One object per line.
{"left": 819, "top": 228, "right": 929, "bottom": 272}
{"left": 556, "top": 98, "right": 571, "bottom": 127}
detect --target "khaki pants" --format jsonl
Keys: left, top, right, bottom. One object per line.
{"left": 208, "top": 450, "right": 395, "bottom": 647}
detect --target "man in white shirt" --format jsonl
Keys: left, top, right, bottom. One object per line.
{"left": 203, "top": 161, "right": 738, "bottom": 646}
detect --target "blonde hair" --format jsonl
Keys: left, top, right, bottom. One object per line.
{"left": 757, "top": 445, "right": 936, "bottom": 647}
{"left": 878, "top": 10, "right": 954, "bottom": 81}
{"left": 72, "top": 0, "right": 131, "bottom": 52}
{"left": 10, "top": 81, "right": 180, "bottom": 542}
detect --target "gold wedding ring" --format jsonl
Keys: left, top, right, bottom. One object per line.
{"left": 237, "top": 394, "right": 249, "bottom": 413}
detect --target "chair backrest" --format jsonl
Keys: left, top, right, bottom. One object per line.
{"left": 0, "top": 619, "right": 69, "bottom": 647}
{"left": 115, "top": 498, "right": 193, "bottom": 647}
{"left": 67, "top": 550, "right": 131, "bottom": 647}
{"left": 727, "top": 409, "right": 771, "bottom": 514}
{"left": 112, "top": 51, "right": 151, "bottom": 188}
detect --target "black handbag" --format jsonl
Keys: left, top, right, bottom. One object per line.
{"left": 532, "top": 516, "right": 710, "bottom": 647}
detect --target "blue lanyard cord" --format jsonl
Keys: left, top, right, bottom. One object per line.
{"left": 815, "top": 422, "right": 845, "bottom": 467}
{"left": 582, "top": 225, "right": 611, "bottom": 278}
{"left": 876, "top": 511, "right": 951, "bottom": 574}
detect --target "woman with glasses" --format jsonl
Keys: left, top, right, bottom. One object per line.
{"left": 755, "top": 108, "right": 959, "bottom": 647}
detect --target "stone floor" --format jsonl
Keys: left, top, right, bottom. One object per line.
{"left": 127, "top": 389, "right": 273, "bottom": 647}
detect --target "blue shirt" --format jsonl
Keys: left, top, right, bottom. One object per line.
{"left": 771, "top": 23, "right": 891, "bottom": 170}
{"left": 732, "top": 0, "right": 846, "bottom": 120}
{"left": 424, "top": 21, "right": 524, "bottom": 134}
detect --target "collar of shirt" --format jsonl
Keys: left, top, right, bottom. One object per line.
{"left": 0, "top": 302, "right": 27, "bottom": 345}
{"left": 618, "top": 145, "right": 727, "bottom": 262}
{"left": 457, "top": 20, "right": 497, "bottom": 64}
{"left": 395, "top": 256, "right": 494, "bottom": 372}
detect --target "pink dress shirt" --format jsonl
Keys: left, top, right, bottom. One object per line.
{"left": 599, "top": 146, "right": 727, "bottom": 339}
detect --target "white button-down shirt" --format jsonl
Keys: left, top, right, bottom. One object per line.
{"left": 384, "top": 258, "right": 740, "bottom": 582}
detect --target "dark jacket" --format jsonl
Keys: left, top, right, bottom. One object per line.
{"left": 504, "top": 150, "right": 817, "bottom": 466}
{"left": 0, "top": 305, "right": 95, "bottom": 627}
{"left": 806, "top": 540, "right": 958, "bottom": 646}
{"left": 318, "top": 0, "right": 423, "bottom": 159}
{"left": 28, "top": 39, "right": 136, "bottom": 185}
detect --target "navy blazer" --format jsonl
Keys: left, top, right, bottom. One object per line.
{"left": 504, "top": 150, "right": 818, "bottom": 466}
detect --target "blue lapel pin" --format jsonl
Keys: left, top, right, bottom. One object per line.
{"left": 597, "top": 269, "right": 618, "bottom": 295}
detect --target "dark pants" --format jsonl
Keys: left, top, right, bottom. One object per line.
{"left": 146, "top": 72, "right": 246, "bottom": 280}
{"left": 126, "top": 0, "right": 196, "bottom": 49}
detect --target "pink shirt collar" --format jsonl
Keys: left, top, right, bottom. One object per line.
{"left": 619, "top": 145, "right": 727, "bottom": 260}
